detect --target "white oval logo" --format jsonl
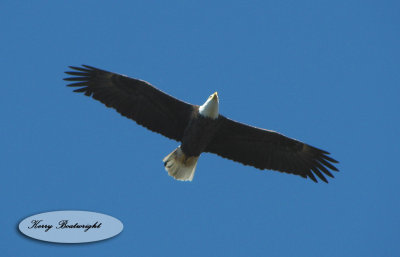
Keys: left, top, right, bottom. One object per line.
{"left": 19, "top": 210, "right": 123, "bottom": 243}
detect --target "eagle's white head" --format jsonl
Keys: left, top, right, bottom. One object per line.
{"left": 199, "top": 92, "right": 219, "bottom": 119}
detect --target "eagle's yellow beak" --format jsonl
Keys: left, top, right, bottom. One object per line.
{"left": 212, "top": 92, "right": 218, "bottom": 99}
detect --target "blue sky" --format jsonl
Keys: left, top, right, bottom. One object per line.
{"left": 1, "top": 0, "right": 399, "bottom": 256}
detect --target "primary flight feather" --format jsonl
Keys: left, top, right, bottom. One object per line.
{"left": 64, "top": 65, "right": 339, "bottom": 183}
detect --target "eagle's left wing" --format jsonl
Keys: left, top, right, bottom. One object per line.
{"left": 205, "top": 116, "right": 339, "bottom": 183}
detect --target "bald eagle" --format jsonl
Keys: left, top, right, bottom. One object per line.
{"left": 64, "top": 65, "right": 339, "bottom": 183}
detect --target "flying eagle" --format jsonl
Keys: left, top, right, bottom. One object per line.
{"left": 64, "top": 65, "right": 339, "bottom": 183}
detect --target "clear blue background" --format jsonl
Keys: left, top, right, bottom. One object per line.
{"left": 1, "top": 1, "right": 399, "bottom": 256}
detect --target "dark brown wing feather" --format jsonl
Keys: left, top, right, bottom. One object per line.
{"left": 64, "top": 65, "right": 193, "bottom": 141}
{"left": 205, "top": 116, "right": 339, "bottom": 183}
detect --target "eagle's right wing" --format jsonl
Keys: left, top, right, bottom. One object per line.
{"left": 64, "top": 65, "right": 194, "bottom": 141}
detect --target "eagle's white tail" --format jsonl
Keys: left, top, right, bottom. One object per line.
{"left": 163, "top": 147, "right": 199, "bottom": 181}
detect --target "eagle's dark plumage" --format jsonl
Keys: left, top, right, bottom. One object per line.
{"left": 64, "top": 65, "right": 339, "bottom": 183}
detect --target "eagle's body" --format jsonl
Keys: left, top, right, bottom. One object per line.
{"left": 164, "top": 96, "right": 220, "bottom": 180}
{"left": 181, "top": 111, "right": 220, "bottom": 157}
{"left": 65, "top": 65, "right": 339, "bottom": 183}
